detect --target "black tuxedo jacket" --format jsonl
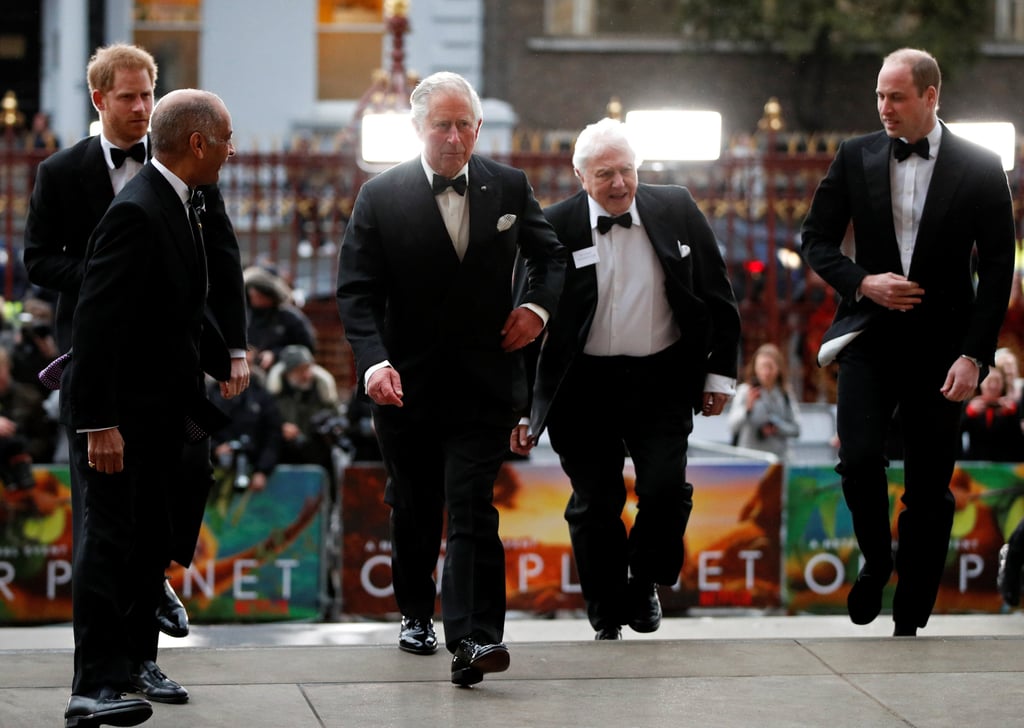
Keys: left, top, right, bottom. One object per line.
{"left": 530, "top": 184, "right": 741, "bottom": 434}
{"left": 65, "top": 162, "right": 213, "bottom": 431}
{"left": 802, "top": 123, "right": 1015, "bottom": 365}
{"left": 337, "top": 155, "right": 566, "bottom": 420}
{"left": 24, "top": 135, "right": 246, "bottom": 375}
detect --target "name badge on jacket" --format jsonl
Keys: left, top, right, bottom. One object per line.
{"left": 573, "top": 246, "right": 599, "bottom": 269}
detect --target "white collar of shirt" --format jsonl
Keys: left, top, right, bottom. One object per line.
{"left": 587, "top": 197, "right": 641, "bottom": 234}
{"left": 421, "top": 156, "right": 469, "bottom": 189}
{"left": 100, "top": 134, "right": 148, "bottom": 171}
{"left": 151, "top": 158, "right": 191, "bottom": 210}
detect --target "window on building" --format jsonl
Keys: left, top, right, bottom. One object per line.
{"left": 133, "top": 0, "right": 200, "bottom": 91}
{"left": 318, "top": 0, "right": 385, "bottom": 100}
{"left": 993, "top": 0, "right": 1024, "bottom": 41}
{"left": 545, "top": 0, "right": 680, "bottom": 35}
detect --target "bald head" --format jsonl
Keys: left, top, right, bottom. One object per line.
{"left": 151, "top": 89, "right": 234, "bottom": 186}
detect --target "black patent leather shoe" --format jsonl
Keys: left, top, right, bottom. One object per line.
{"left": 398, "top": 616, "right": 438, "bottom": 655}
{"left": 627, "top": 580, "right": 662, "bottom": 633}
{"left": 595, "top": 626, "right": 622, "bottom": 640}
{"left": 155, "top": 578, "right": 189, "bottom": 638}
{"left": 847, "top": 571, "right": 889, "bottom": 625}
{"left": 129, "top": 660, "right": 189, "bottom": 704}
{"left": 65, "top": 690, "right": 152, "bottom": 728}
{"left": 450, "top": 637, "right": 510, "bottom": 686}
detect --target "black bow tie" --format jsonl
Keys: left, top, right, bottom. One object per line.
{"left": 597, "top": 212, "right": 633, "bottom": 234}
{"left": 188, "top": 188, "right": 206, "bottom": 214}
{"left": 110, "top": 141, "right": 147, "bottom": 168}
{"left": 432, "top": 174, "right": 467, "bottom": 196}
{"left": 893, "top": 137, "right": 930, "bottom": 162}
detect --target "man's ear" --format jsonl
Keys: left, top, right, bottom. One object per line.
{"left": 189, "top": 131, "right": 205, "bottom": 158}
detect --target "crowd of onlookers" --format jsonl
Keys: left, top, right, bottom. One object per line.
{"left": 0, "top": 260, "right": 380, "bottom": 499}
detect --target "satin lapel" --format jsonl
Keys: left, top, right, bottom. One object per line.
{"left": 395, "top": 159, "right": 458, "bottom": 262}
{"left": 466, "top": 156, "right": 499, "bottom": 258}
{"left": 81, "top": 137, "right": 116, "bottom": 222}
{"left": 910, "top": 124, "right": 961, "bottom": 277}
{"left": 634, "top": 185, "right": 677, "bottom": 261}
{"left": 862, "top": 134, "right": 896, "bottom": 246}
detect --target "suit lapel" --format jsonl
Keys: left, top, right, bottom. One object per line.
{"left": 910, "top": 123, "right": 962, "bottom": 278}
{"left": 466, "top": 156, "right": 499, "bottom": 260}
{"left": 635, "top": 185, "right": 678, "bottom": 261}
{"left": 81, "top": 137, "right": 116, "bottom": 222}
{"left": 394, "top": 159, "right": 458, "bottom": 262}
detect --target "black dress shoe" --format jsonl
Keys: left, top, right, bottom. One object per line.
{"left": 847, "top": 571, "right": 888, "bottom": 625}
{"left": 627, "top": 580, "right": 662, "bottom": 633}
{"left": 129, "top": 660, "right": 189, "bottom": 704}
{"left": 893, "top": 623, "right": 918, "bottom": 637}
{"left": 155, "top": 578, "right": 189, "bottom": 638}
{"left": 595, "top": 626, "right": 622, "bottom": 640}
{"left": 450, "top": 637, "right": 510, "bottom": 686}
{"left": 398, "top": 616, "right": 438, "bottom": 654}
{"left": 65, "top": 691, "right": 152, "bottom": 728}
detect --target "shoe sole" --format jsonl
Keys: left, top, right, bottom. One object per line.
{"left": 398, "top": 642, "right": 439, "bottom": 655}
{"left": 65, "top": 704, "right": 153, "bottom": 728}
{"left": 157, "top": 623, "right": 189, "bottom": 638}
{"left": 628, "top": 618, "right": 661, "bottom": 633}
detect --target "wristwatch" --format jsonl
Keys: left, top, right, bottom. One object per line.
{"left": 960, "top": 354, "right": 983, "bottom": 368}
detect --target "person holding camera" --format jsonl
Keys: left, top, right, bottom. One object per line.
{"left": 728, "top": 342, "right": 801, "bottom": 459}
{"left": 208, "top": 361, "right": 282, "bottom": 493}
{"left": 266, "top": 345, "right": 340, "bottom": 472}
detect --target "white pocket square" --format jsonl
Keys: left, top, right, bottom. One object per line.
{"left": 497, "top": 214, "right": 517, "bottom": 232}
{"left": 677, "top": 242, "right": 691, "bottom": 258}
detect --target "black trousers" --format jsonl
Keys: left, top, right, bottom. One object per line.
{"left": 375, "top": 402, "right": 515, "bottom": 652}
{"left": 546, "top": 345, "right": 694, "bottom": 631}
{"left": 835, "top": 324, "right": 961, "bottom": 629}
{"left": 70, "top": 419, "right": 180, "bottom": 697}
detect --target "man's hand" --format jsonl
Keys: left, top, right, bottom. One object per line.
{"left": 700, "top": 392, "right": 730, "bottom": 417}
{"left": 500, "top": 308, "right": 544, "bottom": 352}
{"left": 858, "top": 272, "right": 924, "bottom": 311}
{"left": 510, "top": 423, "right": 535, "bottom": 456}
{"left": 87, "top": 428, "right": 124, "bottom": 474}
{"left": 220, "top": 357, "right": 251, "bottom": 399}
{"left": 941, "top": 356, "right": 980, "bottom": 402}
{"left": 367, "top": 367, "right": 404, "bottom": 407}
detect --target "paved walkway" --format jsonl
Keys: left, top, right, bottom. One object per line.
{"left": 2, "top": 613, "right": 1023, "bottom": 727}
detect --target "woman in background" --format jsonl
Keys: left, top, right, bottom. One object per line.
{"left": 728, "top": 343, "right": 800, "bottom": 458}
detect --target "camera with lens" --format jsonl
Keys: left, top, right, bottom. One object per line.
{"left": 309, "top": 409, "right": 353, "bottom": 452}
{"left": 218, "top": 434, "right": 253, "bottom": 491}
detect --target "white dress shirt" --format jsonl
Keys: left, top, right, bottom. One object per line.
{"left": 890, "top": 123, "right": 942, "bottom": 275}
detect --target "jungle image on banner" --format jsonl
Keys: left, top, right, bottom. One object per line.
{"left": 786, "top": 462, "right": 1024, "bottom": 614}
{"left": 0, "top": 465, "right": 327, "bottom": 625}
{"left": 340, "top": 459, "right": 782, "bottom": 616}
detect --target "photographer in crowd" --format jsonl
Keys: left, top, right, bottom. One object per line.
{"left": 727, "top": 342, "right": 801, "bottom": 459}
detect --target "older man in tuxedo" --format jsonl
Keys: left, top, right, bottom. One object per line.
{"left": 23, "top": 44, "right": 248, "bottom": 655}
{"left": 61, "top": 89, "right": 238, "bottom": 727}
{"left": 511, "top": 118, "right": 741, "bottom": 640}
{"left": 802, "top": 48, "right": 1015, "bottom": 636}
{"left": 337, "top": 72, "right": 565, "bottom": 686}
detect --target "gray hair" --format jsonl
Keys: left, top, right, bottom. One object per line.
{"left": 572, "top": 118, "right": 636, "bottom": 174}
{"left": 410, "top": 72, "right": 483, "bottom": 130}
{"left": 151, "top": 89, "right": 225, "bottom": 156}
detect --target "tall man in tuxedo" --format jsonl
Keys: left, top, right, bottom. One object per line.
{"left": 510, "top": 118, "right": 741, "bottom": 640}
{"left": 23, "top": 44, "right": 248, "bottom": 649}
{"left": 337, "top": 72, "right": 565, "bottom": 685}
{"left": 802, "top": 48, "right": 1016, "bottom": 636}
{"left": 60, "top": 89, "right": 239, "bottom": 727}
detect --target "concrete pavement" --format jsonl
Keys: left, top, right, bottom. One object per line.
{"left": 2, "top": 613, "right": 1022, "bottom": 727}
